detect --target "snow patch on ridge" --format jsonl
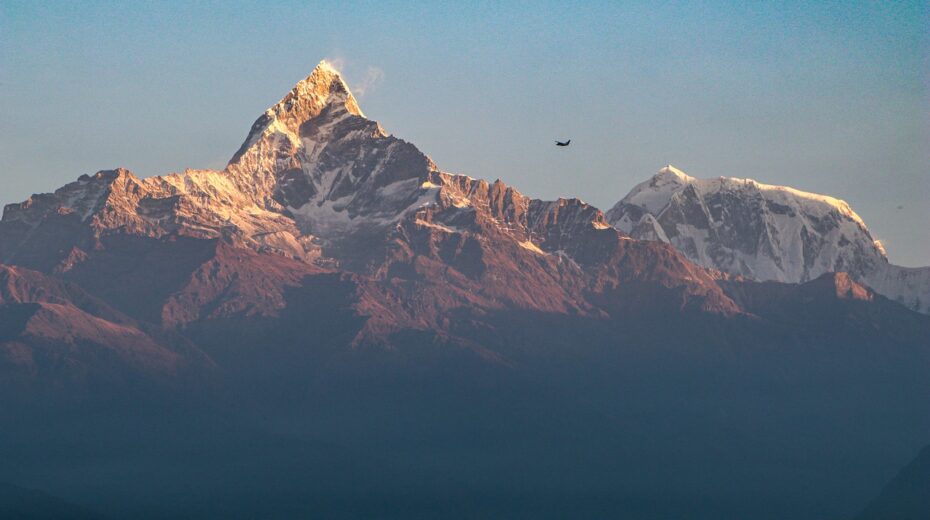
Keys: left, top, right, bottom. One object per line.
{"left": 519, "top": 240, "right": 546, "bottom": 255}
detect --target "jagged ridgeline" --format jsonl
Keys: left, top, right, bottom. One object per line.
{"left": 608, "top": 165, "right": 930, "bottom": 313}
{"left": 0, "top": 61, "right": 928, "bottom": 520}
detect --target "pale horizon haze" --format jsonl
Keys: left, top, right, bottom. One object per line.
{"left": 1, "top": 1, "right": 927, "bottom": 266}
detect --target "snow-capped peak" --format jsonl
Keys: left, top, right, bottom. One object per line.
{"left": 229, "top": 61, "right": 365, "bottom": 166}
{"left": 613, "top": 165, "right": 694, "bottom": 216}
{"left": 656, "top": 164, "right": 694, "bottom": 182}
{"left": 276, "top": 60, "right": 364, "bottom": 122}
{"left": 615, "top": 165, "right": 868, "bottom": 234}
{"left": 607, "top": 165, "right": 930, "bottom": 313}
{"left": 313, "top": 58, "right": 341, "bottom": 75}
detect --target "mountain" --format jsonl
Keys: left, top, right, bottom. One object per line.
{"left": 0, "top": 61, "right": 928, "bottom": 519}
{"left": 606, "top": 165, "right": 930, "bottom": 313}
{"left": 0, "top": 263, "right": 212, "bottom": 393}
{"left": 0, "top": 61, "right": 740, "bottom": 347}
{"left": 855, "top": 443, "right": 930, "bottom": 520}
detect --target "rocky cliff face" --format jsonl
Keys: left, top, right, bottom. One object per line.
{"left": 0, "top": 62, "right": 740, "bottom": 348}
{"left": 0, "top": 264, "right": 211, "bottom": 390}
{"left": 0, "top": 61, "right": 926, "bottom": 387}
{"left": 1, "top": 60, "right": 928, "bottom": 520}
{"left": 607, "top": 165, "right": 930, "bottom": 313}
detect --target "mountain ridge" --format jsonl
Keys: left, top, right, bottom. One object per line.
{"left": 0, "top": 61, "right": 925, "bottom": 379}
{"left": 607, "top": 165, "right": 930, "bottom": 313}
{"left": 0, "top": 61, "right": 742, "bottom": 332}
{"left": 0, "top": 60, "right": 928, "bottom": 520}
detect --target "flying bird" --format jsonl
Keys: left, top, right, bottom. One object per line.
{"left": 555, "top": 139, "right": 571, "bottom": 147}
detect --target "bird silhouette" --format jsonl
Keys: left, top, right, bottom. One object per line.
{"left": 555, "top": 139, "right": 571, "bottom": 147}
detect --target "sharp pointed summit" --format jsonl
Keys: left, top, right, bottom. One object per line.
{"left": 272, "top": 60, "right": 365, "bottom": 128}
{"left": 229, "top": 61, "right": 366, "bottom": 166}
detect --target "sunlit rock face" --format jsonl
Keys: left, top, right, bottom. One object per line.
{"left": 1, "top": 60, "right": 929, "bottom": 520}
{"left": 0, "top": 58, "right": 924, "bottom": 393}
{"left": 0, "top": 60, "right": 741, "bottom": 353}
{"left": 0, "top": 263, "right": 213, "bottom": 388}
{"left": 607, "top": 165, "right": 930, "bottom": 313}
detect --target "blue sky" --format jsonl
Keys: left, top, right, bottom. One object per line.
{"left": 1, "top": 1, "right": 927, "bottom": 265}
